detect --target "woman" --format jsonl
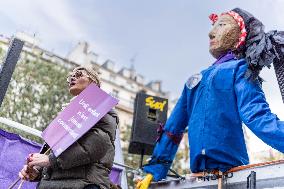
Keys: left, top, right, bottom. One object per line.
{"left": 19, "top": 66, "right": 119, "bottom": 189}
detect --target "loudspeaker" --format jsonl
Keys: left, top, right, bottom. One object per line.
{"left": 128, "top": 92, "right": 168, "bottom": 155}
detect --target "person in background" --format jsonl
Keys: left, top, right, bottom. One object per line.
{"left": 19, "top": 65, "right": 119, "bottom": 189}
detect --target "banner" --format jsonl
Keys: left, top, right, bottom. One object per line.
{"left": 109, "top": 167, "right": 123, "bottom": 186}
{"left": 42, "top": 84, "right": 119, "bottom": 157}
{"left": 0, "top": 129, "right": 41, "bottom": 189}
{"left": 0, "top": 128, "right": 123, "bottom": 188}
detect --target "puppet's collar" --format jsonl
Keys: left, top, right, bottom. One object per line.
{"left": 213, "top": 51, "right": 236, "bottom": 65}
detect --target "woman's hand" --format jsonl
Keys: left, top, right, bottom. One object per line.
{"left": 19, "top": 165, "right": 40, "bottom": 181}
{"left": 28, "top": 153, "right": 51, "bottom": 168}
{"left": 136, "top": 174, "right": 153, "bottom": 189}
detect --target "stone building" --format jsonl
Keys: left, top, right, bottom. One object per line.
{"left": 0, "top": 32, "right": 172, "bottom": 150}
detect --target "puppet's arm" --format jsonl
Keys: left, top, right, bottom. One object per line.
{"left": 141, "top": 85, "right": 190, "bottom": 183}
{"left": 235, "top": 64, "right": 284, "bottom": 152}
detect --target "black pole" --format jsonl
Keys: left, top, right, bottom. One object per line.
{"left": 247, "top": 171, "right": 256, "bottom": 189}
{"left": 273, "top": 61, "right": 284, "bottom": 103}
{"left": 0, "top": 37, "right": 24, "bottom": 108}
{"left": 140, "top": 148, "right": 144, "bottom": 168}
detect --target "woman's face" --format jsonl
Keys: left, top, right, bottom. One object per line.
{"left": 208, "top": 14, "right": 240, "bottom": 59}
{"left": 67, "top": 69, "right": 92, "bottom": 96}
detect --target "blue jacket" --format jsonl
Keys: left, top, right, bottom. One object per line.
{"left": 143, "top": 58, "right": 284, "bottom": 181}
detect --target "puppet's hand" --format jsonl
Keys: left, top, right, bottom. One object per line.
{"left": 136, "top": 174, "right": 153, "bottom": 189}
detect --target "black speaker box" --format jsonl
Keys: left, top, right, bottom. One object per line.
{"left": 128, "top": 92, "right": 168, "bottom": 155}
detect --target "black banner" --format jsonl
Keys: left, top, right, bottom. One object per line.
{"left": 0, "top": 37, "right": 24, "bottom": 107}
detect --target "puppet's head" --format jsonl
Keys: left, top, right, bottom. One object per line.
{"left": 209, "top": 8, "right": 284, "bottom": 80}
{"left": 209, "top": 13, "right": 242, "bottom": 59}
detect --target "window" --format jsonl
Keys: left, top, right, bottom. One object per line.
{"left": 126, "top": 81, "right": 135, "bottom": 90}
{"left": 112, "top": 89, "right": 119, "bottom": 98}
{"left": 109, "top": 74, "right": 116, "bottom": 82}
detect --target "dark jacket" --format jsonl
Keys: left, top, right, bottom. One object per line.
{"left": 36, "top": 109, "right": 119, "bottom": 189}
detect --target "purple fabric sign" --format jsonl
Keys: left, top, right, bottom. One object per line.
{"left": 0, "top": 129, "right": 41, "bottom": 189}
{"left": 110, "top": 166, "right": 123, "bottom": 185}
{"left": 0, "top": 128, "right": 123, "bottom": 188}
{"left": 42, "top": 84, "right": 119, "bottom": 157}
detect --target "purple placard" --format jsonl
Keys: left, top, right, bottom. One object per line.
{"left": 42, "top": 84, "right": 119, "bottom": 157}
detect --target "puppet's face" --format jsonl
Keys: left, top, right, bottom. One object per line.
{"left": 209, "top": 14, "right": 241, "bottom": 59}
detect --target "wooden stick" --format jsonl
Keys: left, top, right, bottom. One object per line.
{"left": 43, "top": 148, "right": 51, "bottom": 155}
{"left": 218, "top": 171, "right": 223, "bottom": 189}
{"left": 7, "top": 148, "right": 51, "bottom": 189}
{"left": 17, "top": 180, "right": 24, "bottom": 189}
{"left": 7, "top": 178, "right": 21, "bottom": 189}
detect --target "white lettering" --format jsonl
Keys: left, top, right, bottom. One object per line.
{"left": 87, "top": 107, "right": 101, "bottom": 118}
{"left": 77, "top": 111, "right": 88, "bottom": 121}
{"left": 68, "top": 116, "right": 82, "bottom": 129}
{"left": 79, "top": 99, "right": 89, "bottom": 109}
{"left": 58, "top": 119, "right": 79, "bottom": 139}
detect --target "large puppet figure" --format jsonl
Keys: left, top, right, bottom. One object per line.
{"left": 136, "top": 8, "right": 284, "bottom": 189}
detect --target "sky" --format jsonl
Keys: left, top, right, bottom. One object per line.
{"left": 0, "top": 0, "right": 283, "bottom": 152}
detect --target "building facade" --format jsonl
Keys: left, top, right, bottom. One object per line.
{"left": 0, "top": 33, "right": 173, "bottom": 151}
{"left": 0, "top": 33, "right": 210, "bottom": 179}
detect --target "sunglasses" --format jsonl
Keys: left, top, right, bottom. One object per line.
{"left": 66, "top": 70, "right": 90, "bottom": 83}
